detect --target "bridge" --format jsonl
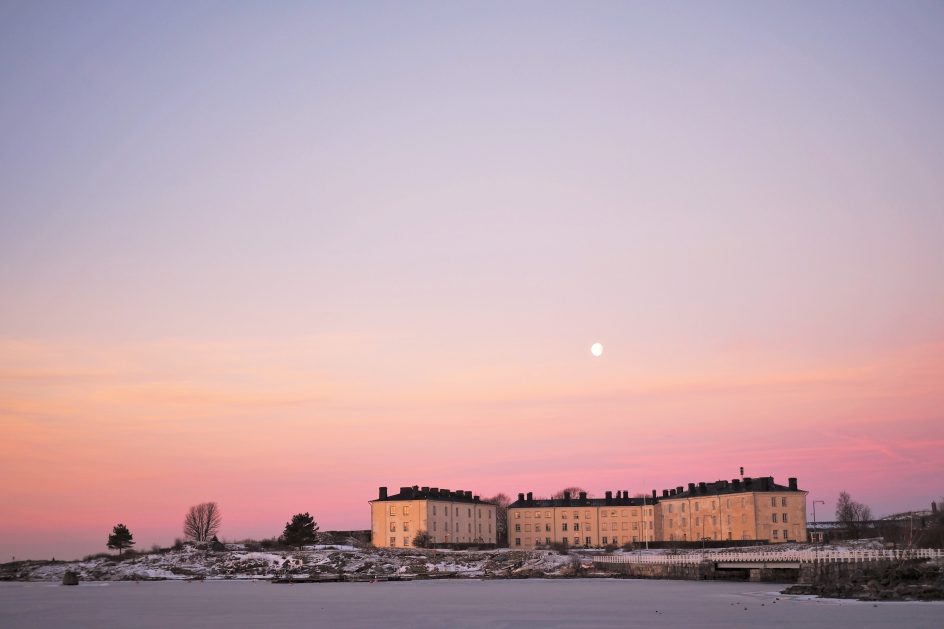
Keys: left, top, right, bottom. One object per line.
{"left": 592, "top": 549, "right": 944, "bottom": 582}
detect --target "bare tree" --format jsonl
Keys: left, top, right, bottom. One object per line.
{"left": 184, "top": 502, "right": 222, "bottom": 542}
{"left": 551, "top": 487, "right": 590, "bottom": 499}
{"left": 484, "top": 493, "right": 510, "bottom": 546}
{"left": 836, "top": 491, "right": 873, "bottom": 539}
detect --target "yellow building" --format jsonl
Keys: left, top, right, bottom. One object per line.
{"left": 370, "top": 486, "right": 497, "bottom": 548}
{"left": 508, "top": 477, "right": 807, "bottom": 548}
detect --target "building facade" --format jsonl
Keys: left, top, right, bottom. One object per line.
{"left": 370, "top": 486, "right": 497, "bottom": 548}
{"left": 508, "top": 477, "right": 807, "bottom": 548}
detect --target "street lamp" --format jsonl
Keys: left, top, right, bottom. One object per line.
{"left": 812, "top": 500, "right": 825, "bottom": 544}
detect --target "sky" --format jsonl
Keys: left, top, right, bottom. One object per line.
{"left": 1, "top": 0, "right": 942, "bottom": 560}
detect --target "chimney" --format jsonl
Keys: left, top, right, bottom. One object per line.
{"left": 744, "top": 477, "right": 753, "bottom": 489}
{"left": 412, "top": 485, "right": 419, "bottom": 491}
{"left": 669, "top": 489, "right": 676, "bottom": 496}
{"left": 788, "top": 477, "right": 798, "bottom": 491}
{"left": 652, "top": 489, "right": 657, "bottom": 500}
{"left": 379, "top": 487, "right": 388, "bottom": 500}
{"left": 732, "top": 479, "right": 741, "bottom": 490}
{"left": 466, "top": 491, "right": 473, "bottom": 499}
{"left": 474, "top": 495, "right": 480, "bottom": 502}
{"left": 564, "top": 491, "right": 571, "bottom": 504}
{"left": 421, "top": 486, "right": 429, "bottom": 493}
{"left": 699, "top": 482, "right": 707, "bottom": 494}
{"left": 662, "top": 489, "right": 669, "bottom": 498}
{"left": 579, "top": 491, "right": 587, "bottom": 504}
{"left": 518, "top": 493, "right": 525, "bottom": 502}
{"left": 430, "top": 487, "right": 439, "bottom": 495}
{"left": 605, "top": 490, "right": 612, "bottom": 505}
{"left": 527, "top": 492, "right": 533, "bottom": 502}
{"left": 676, "top": 486, "right": 683, "bottom": 494}
{"left": 688, "top": 483, "right": 696, "bottom": 493}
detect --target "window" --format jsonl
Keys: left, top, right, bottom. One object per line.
{"left": 668, "top": 519, "right": 673, "bottom": 528}
{"left": 602, "top": 537, "right": 608, "bottom": 545}
{"left": 403, "top": 537, "right": 409, "bottom": 546}
{"left": 602, "top": 509, "right": 609, "bottom": 517}
{"left": 681, "top": 517, "right": 686, "bottom": 527}
{"left": 771, "top": 513, "right": 777, "bottom": 523}
{"left": 515, "top": 538, "right": 521, "bottom": 546}
{"left": 632, "top": 522, "right": 638, "bottom": 530}
{"left": 468, "top": 523, "right": 472, "bottom": 533}
{"left": 455, "top": 523, "right": 458, "bottom": 532}
{"left": 680, "top": 504, "right": 685, "bottom": 513}
{"left": 782, "top": 513, "right": 788, "bottom": 523}
{"left": 585, "top": 510, "right": 591, "bottom": 518}
{"left": 525, "top": 511, "right": 531, "bottom": 519}
{"left": 455, "top": 508, "right": 458, "bottom": 516}
{"left": 741, "top": 514, "right": 747, "bottom": 524}
{"left": 389, "top": 523, "right": 396, "bottom": 532}
{"left": 488, "top": 523, "right": 492, "bottom": 533}
{"left": 489, "top": 510, "right": 493, "bottom": 519}
{"left": 478, "top": 509, "right": 481, "bottom": 518}
{"left": 602, "top": 522, "right": 608, "bottom": 531}
{"left": 771, "top": 497, "right": 777, "bottom": 507}
{"left": 783, "top": 529, "right": 788, "bottom": 540}
{"left": 545, "top": 511, "right": 551, "bottom": 518}
{"left": 432, "top": 506, "right": 437, "bottom": 516}
{"left": 390, "top": 537, "right": 396, "bottom": 546}
{"left": 712, "top": 516, "right": 717, "bottom": 525}
{"left": 515, "top": 512, "right": 521, "bottom": 519}
{"left": 515, "top": 524, "right": 521, "bottom": 532}
{"left": 666, "top": 505, "right": 672, "bottom": 513}
{"left": 573, "top": 511, "right": 579, "bottom": 519}
{"left": 585, "top": 537, "right": 591, "bottom": 546}
{"left": 389, "top": 506, "right": 396, "bottom": 516}
{"left": 403, "top": 522, "right": 410, "bottom": 532}
{"left": 695, "top": 503, "right": 700, "bottom": 512}
{"left": 433, "top": 521, "right": 437, "bottom": 531}
{"left": 695, "top": 517, "right": 700, "bottom": 527}
{"left": 781, "top": 497, "right": 787, "bottom": 507}
{"left": 561, "top": 512, "right": 568, "bottom": 519}
{"left": 612, "top": 537, "right": 618, "bottom": 544}
{"left": 621, "top": 510, "right": 627, "bottom": 517}
{"left": 534, "top": 512, "right": 541, "bottom": 519}
{"left": 574, "top": 523, "right": 580, "bottom": 531}
{"left": 726, "top": 499, "right": 731, "bottom": 508}
{"left": 562, "top": 523, "right": 568, "bottom": 531}
{"left": 610, "top": 510, "right": 616, "bottom": 517}
{"left": 545, "top": 524, "right": 551, "bottom": 532}
{"left": 478, "top": 523, "right": 482, "bottom": 533}
{"left": 772, "top": 529, "right": 779, "bottom": 539}
{"left": 403, "top": 506, "right": 410, "bottom": 515}
{"left": 468, "top": 508, "right": 472, "bottom": 517}
{"left": 727, "top": 515, "right": 732, "bottom": 525}
{"left": 545, "top": 537, "right": 551, "bottom": 544}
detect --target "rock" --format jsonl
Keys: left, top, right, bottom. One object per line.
{"left": 62, "top": 571, "right": 79, "bottom": 586}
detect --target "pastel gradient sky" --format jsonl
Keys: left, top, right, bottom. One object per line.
{"left": 2, "top": 1, "right": 943, "bottom": 560}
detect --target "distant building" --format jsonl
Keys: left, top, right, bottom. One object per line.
{"left": 370, "top": 486, "right": 497, "bottom": 548}
{"left": 507, "top": 476, "right": 808, "bottom": 548}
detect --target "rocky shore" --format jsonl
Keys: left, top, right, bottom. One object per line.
{"left": 785, "top": 559, "right": 944, "bottom": 601}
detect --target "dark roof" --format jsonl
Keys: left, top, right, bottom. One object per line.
{"left": 663, "top": 476, "right": 803, "bottom": 499}
{"left": 510, "top": 496, "right": 651, "bottom": 509}
{"left": 371, "top": 485, "right": 494, "bottom": 505}
{"left": 509, "top": 476, "right": 805, "bottom": 508}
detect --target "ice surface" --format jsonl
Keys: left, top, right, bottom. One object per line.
{"left": 1, "top": 579, "right": 941, "bottom": 629}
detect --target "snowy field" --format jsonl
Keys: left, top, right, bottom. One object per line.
{"left": 1, "top": 579, "right": 942, "bottom": 628}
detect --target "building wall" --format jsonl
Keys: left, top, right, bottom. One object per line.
{"left": 507, "top": 491, "right": 806, "bottom": 548}
{"left": 509, "top": 503, "right": 657, "bottom": 549}
{"left": 371, "top": 499, "right": 496, "bottom": 548}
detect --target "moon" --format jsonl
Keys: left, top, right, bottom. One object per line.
{"left": 591, "top": 342, "right": 603, "bottom": 357}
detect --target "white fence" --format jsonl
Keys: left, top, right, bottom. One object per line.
{"left": 593, "top": 549, "right": 944, "bottom": 565}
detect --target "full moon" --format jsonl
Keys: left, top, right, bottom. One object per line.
{"left": 591, "top": 342, "right": 603, "bottom": 357}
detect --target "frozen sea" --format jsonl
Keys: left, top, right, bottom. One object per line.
{"left": 1, "top": 579, "right": 941, "bottom": 628}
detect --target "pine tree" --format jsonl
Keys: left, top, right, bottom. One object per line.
{"left": 280, "top": 512, "right": 319, "bottom": 548}
{"left": 107, "top": 523, "right": 135, "bottom": 556}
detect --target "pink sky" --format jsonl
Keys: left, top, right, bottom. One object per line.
{"left": 1, "top": 3, "right": 943, "bottom": 559}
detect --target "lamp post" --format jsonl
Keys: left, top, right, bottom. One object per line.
{"left": 812, "top": 500, "right": 825, "bottom": 544}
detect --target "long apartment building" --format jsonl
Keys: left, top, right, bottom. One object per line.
{"left": 370, "top": 485, "right": 497, "bottom": 548}
{"left": 508, "top": 476, "right": 807, "bottom": 549}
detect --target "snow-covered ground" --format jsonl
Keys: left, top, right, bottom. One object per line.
{"left": 1, "top": 546, "right": 586, "bottom": 582}
{"left": 1, "top": 579, "right": 941, "bottom": 629}
{"left": 0, "top": 539, "right": 908, "bottom": 583}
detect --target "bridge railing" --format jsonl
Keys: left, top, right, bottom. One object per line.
{"left": 592, "top": 548, "right": 944, "bottom": 565}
